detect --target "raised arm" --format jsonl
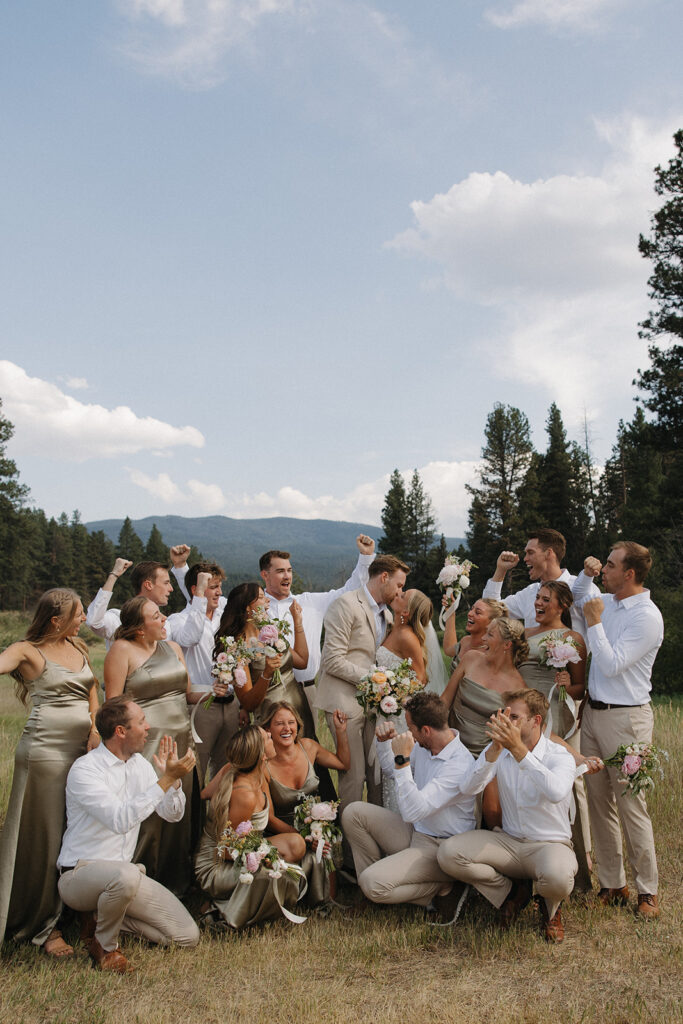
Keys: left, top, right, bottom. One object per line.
{"left": 296, "top": 535, "right": 375, "bottom": 613}
{"left": 85, "top": 558, "right": 131, "bottom": 640}
{"left": 442, "top": 602, "right": 458, "bottom": 658}
{"left": 302, "top": 711, "right": 350, "bottom": 771}
{"left": 289, "top": 599, "right": 309, "bottom": 670}
{"left": 439, "top": 656, "right": 468, "bottom": 711}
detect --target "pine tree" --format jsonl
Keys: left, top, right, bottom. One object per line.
{"left": 378, "top": 469, "right": 407, "bottom": 557}
{"left": 145, "top": 523, "right": 169, "bottom": 563}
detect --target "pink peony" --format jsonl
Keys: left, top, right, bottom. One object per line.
{"left": 380, "top": 695, "right": 399, "bottom": 715}
{"left": 546, "top": 643, "right": 582, "bottom": 668}
{"left": 234, "top": 666, "right": 248, "bottom": 688}
{"left": 310, "top": 802, "right": 337, "bottom": 822}
{"left": 245, "top": 851, "right": 262, "bottom": 872}
{"left": 622, "top": 754, "right": 642, "bottom": 776}
{"left": 259, "top": 624, "right": 279, "bottom": 645}
{"left": 235, "top": 820, "right": 252, "bottom": 837}
{"left": 216, "top": 652, "right": 228, "bottom": 664}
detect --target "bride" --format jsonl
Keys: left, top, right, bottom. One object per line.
{"left": 376, "top": 589, "right": 447, "bottom": 810}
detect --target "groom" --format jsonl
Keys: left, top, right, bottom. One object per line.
{"left": 316, "top": 554, "right": 409, "bottom": 855}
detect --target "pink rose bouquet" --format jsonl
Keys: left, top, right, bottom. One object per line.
{"left": 293, "top": 796, "right": 342, "bottom": 870}
{"left": 217, "top": 820, "right": 300, "bottom": 883}
{"left": 356, "top": 659, "right": 424, "bottom": 718}
{"left": 250, "top": 609, "right": 292, "bottom": 687}
{"left": 603, "top": 742, "right": 669, "bottom": 797}
{"left": 536, "top": 630, "right": 582, "bottom": 702}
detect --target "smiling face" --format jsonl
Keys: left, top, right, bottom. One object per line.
{"left": 465, "top": 600, "right": 491, "bottom": 635}
{"left": 481, "top": 620, "right": 508, "bottom": 657}
{"left": 534, "top": 585, "right": 562, "bottom": 626}
{"left": 144, "top": 569, "right": 174, "bottom": 607}
{"left": 261, "top": 557, "right": 293, "bottom": 600}
{"left": 119, "top": 702, "right": 150, "bottom": 756}
{"left": 506, "top": 699, "right": 540, "bottom": 748}
{"left": 140, "top": 600, "right": 167, "bottom": 641}
{"left": 204, "top": 575, "right": 224, "bottom": 613}
{"left": 523, "top": 538, "right": 550, "bottom": 581}
{"left": 268, "top": 707, "right": 299, "bottom": 748}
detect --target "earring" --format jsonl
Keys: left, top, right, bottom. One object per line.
{"left": 400, "top": 614, "right": 406, "bottom": 625}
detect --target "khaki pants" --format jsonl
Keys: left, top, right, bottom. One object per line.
{"left": 437, "top": 830, "right": 577, "bottom": 919}
{"left": 193, "top": 700, "right": 240, "bottom": 781}
{"left": 328, "top": 711, "right": 381, "bottom": 864}
{"left": 580, "top": 702, "right": 658, "bottom": 894}
{"left": 58, "top": 860, "right": 199, "bottom": 952}
{"left": 342, "top": 802, "right": 452, "bottom": 907}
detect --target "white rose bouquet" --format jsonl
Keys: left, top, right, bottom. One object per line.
{"left": 436, "top": 555, "right": 477, "bottom": 629}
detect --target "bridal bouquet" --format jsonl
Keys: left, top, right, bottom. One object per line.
{"left": 217, "top": 820, "right": 300, "bottom": 884}
{"left": 602, "top": 743, "right": 669, "bottom": 797}
{"left": 357, "top": 659, "right": 424, "bottom": 718}
{"left": 251, "top": 609, "right": 291, "bottom": 687}
{"left": 536, "top": 630, "right": 582, "bottom": 702}
{"left": 205, "top": 636, "right": 253, "bottom": 709}
{"left": 293, "top": 796, "right": 342, "bottom": 871}
{"left": 436, "top": 556, "right": 477, "bottom": 628}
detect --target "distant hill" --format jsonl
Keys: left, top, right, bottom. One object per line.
{"left": 85, "top": 515, "right": 466, "bottom": 590}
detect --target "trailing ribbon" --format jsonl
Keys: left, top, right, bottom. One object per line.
{"left": 190, "top": 690, "right": 214, "bottom": 744}
{"left": 438, "top": 590, "right": 461, "bottom": 631}
{"left": 273, "top": 862, "right": 308, "bottom": 924}
{"left": 548, "top": 682, "right": 579, "bottom": 741}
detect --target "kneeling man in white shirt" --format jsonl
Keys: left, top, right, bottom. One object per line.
{"left": 437, "top": 689, "right": 581, "bottom": 943}
{"left": 342, "top": 692, "right": 476, "bottom": 913}
{"left": 57, "top": 697, "right": 199, "bottom": 973}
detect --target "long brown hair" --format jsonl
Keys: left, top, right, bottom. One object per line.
{"left": 538, "top": 580, "right": 573, "bottom": 631}
{"left": 210, "top": 726, "right": 265, "bottom": 842}
{"left": 213, "top": 582, "right": 262, "bottom": 661}
{"left": 13, "top": 589, "right": 89, "bottom": 704}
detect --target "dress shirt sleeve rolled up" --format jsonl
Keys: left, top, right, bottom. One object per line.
{"left": 482, "top": 580, "right": 526, "bottom": 621}
{"left": 321, "top": 600, "right": 369, "bottom": 685}
{"left": 394, "top": 754, "right": 468, "bottom": 823}
{"left": 517, "top": 746, "right": 576, "bottom": 803}
{"left": 155, "top": 785, "right": 186, "bottom": 822}
{"left": 85, "top": 589, "right": 120, "bottom": 641}
{"left": 66, "top": 759, "right": 181, "bottom": 834}
{"left": 587, "top": 614, "right": 663, "bottom": 679}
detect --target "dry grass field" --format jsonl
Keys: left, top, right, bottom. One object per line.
{"left": 0, "top": 617, "right": 681, "bottom": 1024}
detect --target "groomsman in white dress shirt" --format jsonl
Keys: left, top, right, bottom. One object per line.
{"left": 437, "top": 689, "right": 588, "bottom": 943}
{"left": 342, "top": 692, "right": 476, "bottom": 915}
{"left": 57, "top": 697, "right": 199, "bottom": 974}
{"left": 86, "top": 549, "right": 207, "bottom": 651}
{"left": 571, "top": 543, "right": 663, "bottom": 919}
{"left": 482, "top": 528, "right": 598, "bottom": 637}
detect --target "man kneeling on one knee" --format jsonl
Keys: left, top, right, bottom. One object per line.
{"left": 57, "top": 696, "right": 200, "bottom": 973}
{"left": 437, "top": 689, "right": 581, "bottom": 943}
{"left": 342, "top": 692, "right": 476, "bottom": 912}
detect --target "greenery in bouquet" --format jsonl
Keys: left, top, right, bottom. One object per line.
{"left": 293, "top": 795, "right": 342, "bottom": 872}
{"left": 602, "top": 742, "right": 669, "bottom": 797}
{"left": 356, "top": 658, "right": 424, "bottom": 718}
{"left": 250, "top": 609, "right": 291, "bottom": 686}
{"left": 535, "top": 630, "right": 582, "bottom": 701}
{"left": 216, "top": 820, "right": 300, "bottom": 884}
{"left": 205, "top": 635, "right": 254, "bottom": 709}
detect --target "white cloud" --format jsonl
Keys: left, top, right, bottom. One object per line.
{"left": 127, "top": 462, "right": 480, "bottom": 533}
{"left": 63, "top": 376, "right": 90, "bottom": 391}
{"left": 388, "top": 115, "right": 680, "bottom": 428}
{"left": 0, "top": 361, "right": 205, "bottom": 460}
{"left": 485, "top": 0, "right": 624, "bottom": 32}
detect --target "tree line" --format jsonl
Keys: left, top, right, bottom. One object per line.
{"left": 377, "top": 132, "right": 682, "bottom": 693}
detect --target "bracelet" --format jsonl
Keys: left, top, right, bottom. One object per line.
{"left": 109, "top": 572, "right": 121, "bottom": 579}
{"left": 263, "top": 674, "right": 274, "bottom": 683}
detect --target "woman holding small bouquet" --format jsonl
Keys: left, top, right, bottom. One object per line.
{"left": 520, "top": 580, "right": 592, "bottom": 891}
{"left": 194, "top": 725, "right": 306, "bottom": 929}
{"left": 249, "top": 599, "right": 313, "bottom": 735}
{"left": 262, "top": 701, "right": 350, "bottom": 904}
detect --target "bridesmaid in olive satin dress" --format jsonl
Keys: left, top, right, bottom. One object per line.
{"left": 104, "top": 596, "right": 198, "bottom": 895}
{"left": 0, "top": 589, "right": 99, "bottom": 957}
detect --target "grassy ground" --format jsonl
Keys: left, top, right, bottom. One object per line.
{"left": 0, "top": 615, "right": 681, "bottom": 1024}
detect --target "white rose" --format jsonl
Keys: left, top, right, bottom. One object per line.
{"left": 460, "top": 575, "right": 470, "bottom": 589}
{"left": 275, "top": 639, "right": 287, "bottom": 652}
{"left": 239, "top": 872, "right": 254, "bottom": 886}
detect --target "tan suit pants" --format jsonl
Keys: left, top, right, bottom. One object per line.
{"left": 193, "top": 699, "right": 240, "bottom": 781}
{"left": 58, "top": 860, "right": 199, "bottom": 952}
{"left": 580, "top": 702, "right": 658, "bottom": 894}
{"left": 342, "top": 802, "right": 452, "bottom": 907}
{"left": 437, "top": 829, "right": 577, "bottom": 919}
{"left": 328, "top": 711, "right": 381, "bottom": 863}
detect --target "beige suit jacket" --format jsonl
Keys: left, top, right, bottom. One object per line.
{"left": 316, "top": 588, "right": 389, "bottom": 716}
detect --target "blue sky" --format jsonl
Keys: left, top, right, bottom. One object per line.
{"left": 1, "top": 0, "right": 681, "bottom": 535}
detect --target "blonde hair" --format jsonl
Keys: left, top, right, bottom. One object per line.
{"left": 13, "top": 589, "right": 89, "bottom": 704}
{"left": 210, "top": 726, "right": 265, "bottom": 842}
{"left": 489, "top": 617, "right": 529, "bottom": 667}
{"left": 260, "top": 700, "right": 305, "bottom": 739}
{"left": 406, "top": 590, "right": 433, "bottom": 667}
{"left": 479, "top": 598, "right": 508, "bottom": 622}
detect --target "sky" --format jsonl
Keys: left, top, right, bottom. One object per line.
{"left": 1, "top": 0, "right": 681, "bottom": 537}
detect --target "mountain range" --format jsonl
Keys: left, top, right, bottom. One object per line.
{"left": 85, "top": 515, "right": 466, "bottom": 589}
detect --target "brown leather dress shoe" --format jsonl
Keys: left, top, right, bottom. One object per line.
{"left": 539, "top": 901, "right": 565, "bottom": 943}
{"left": 86, "top": 936, "right": 134, "bottom": 973}
{"left": 499, "top": 879, "right": 532, "bottom": 928}
{"left": 636, "top": 893, "right": 659, "bottom": 919}
{"left": 597, "top": 885, "right": 629, "bottom": 907}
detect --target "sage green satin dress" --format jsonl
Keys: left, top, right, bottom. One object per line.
{"left": 0, "top": 655, "right": 94, "bottom": 945}
{"left": 268, "top": 749, "right": 330, "bottom": 906}
{"left": 448, "top": 676, "right": 505, "bottom": 757}
{"left": 252, "top": 650, "right": 317, "bottom": 739}
{"left": 123, "top": 640, "right": 195, "bottom": 895}
{"left": 194, "top": 798, "right": 304, "bottom": 928}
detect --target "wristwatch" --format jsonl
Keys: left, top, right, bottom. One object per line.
{"left": 394, "top": 754, "right": 409, "bottom": 767}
